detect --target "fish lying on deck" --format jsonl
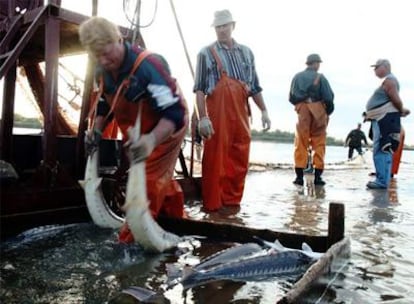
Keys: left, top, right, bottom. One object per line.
{"left": 79, "top": 149, "right": 124, "bottom": 229}
{"left": 193, "top": 242, "right": 264, "bottom": 271}
{"left": 117, "top": 240, "right": 323, "bottom": 302}
{"left": 123, "top": 116, "right": 181, "bottom": 253}
{"left": 166, "top": 242, "right": 264, "bottom": 287}
{"left": 179, "top": 241, "right": 321, "bottom": 289}
{"left": 255, "top": 237, "right": 324, "bottom": 261}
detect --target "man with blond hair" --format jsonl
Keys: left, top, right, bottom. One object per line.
{"left": 79, "top": 17, "right": 188, "bottom": 241}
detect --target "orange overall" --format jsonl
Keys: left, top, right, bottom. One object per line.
{"left": 392, "top": 127, "right": 405, "bottom": 176}
{"left": 93, "top": 51, "right": 188, "bottom": 229}
{"left": 202, "top": 68, "right": 250, "bottom": 211}
{"left": 294, "top": 101, "right": 328, "bottom": 169}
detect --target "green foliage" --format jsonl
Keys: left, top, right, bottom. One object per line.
{"left": 13, "top": 113, "right": 42, "bottom": 128}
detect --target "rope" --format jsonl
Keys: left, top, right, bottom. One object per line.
{"left": 169, "top": 0, "right": 200, "bottom": 177}
{"left": 168, "top": 0, "right": 194, "bottom": 79}
{"left": 123, "top": 0, "right": 158, "bottom": 29}
{"left": 314, "top": 259, "right": 350, "bottom": 304}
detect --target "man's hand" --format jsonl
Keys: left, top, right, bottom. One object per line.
{"left": 84, "top": 128, "right": 102, "bottom": 156}
{"left": 261, "top": 110, "right": 271, "bottom": 131}
{"left": 401, "top": 108, "right": 410, "bottom": 117}
{"left": 198, "top": 116, "right": 214, "bottom": 139}
{"left": 124, "top": 131, "right": 156, "bottom": 164}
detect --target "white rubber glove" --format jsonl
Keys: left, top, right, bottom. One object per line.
{"left": 198, "top": 116, "right": 214, "bottom": 139}
{"left": 261, "top": 110, "right": 271, "bottom": 131}
{"left": 124, "top": 131, "right": 156, "bottom": 164}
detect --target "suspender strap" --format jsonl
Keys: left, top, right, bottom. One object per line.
{"left": 88, "top": 49, "right": 152, "bottom": 126}
{"left": 209, "top": 46, "right": 224, "bottom": 73}
{"left": 313, "top": 74, "right": 321, "bottom": 86}
{"left": 104, "top": 50, "right": 151, "bottom": 121}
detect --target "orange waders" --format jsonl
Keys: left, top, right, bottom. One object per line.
{"left": 115, "top": 95, "right": 188, "bottom": 243}
{"left": 92, "top": 52, "right": 188, "bottom": 242}
{"left": 202, "top": 72, "right": 250, "bottom": 211}
{"left": 294, "top": 101, "right": 328, "bottom": 169}
{"left": 392, "top": 127, "right": 405, "bottom": 176}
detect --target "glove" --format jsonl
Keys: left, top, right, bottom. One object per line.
{"left": 84, "top": 128, "right": 102, "bottom": 156}
{"left": 198, "top": 116, "right": 214, "bottom": 139}
{"left": 124, "top": 131, "right": 156, "bottom": 164}
{"left": 261, "top": 110, "right": 271, "bottom": 131}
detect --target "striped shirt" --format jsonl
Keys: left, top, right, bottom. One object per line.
{"left": 193, "top": 40, "right": 262, "bottom": 96}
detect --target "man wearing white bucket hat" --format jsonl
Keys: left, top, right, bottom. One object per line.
{"left": 194, "top": 9, "right": 271, "bottom": 211}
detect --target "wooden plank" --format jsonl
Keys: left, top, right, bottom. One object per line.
{"left": 278, "top": 237, "right": 351, "bottom": 303}
{"left": 328, "top": 203, "right": 345, "bottom": 247}
{"left": 159, "top": 216, "right": 328, "bottom": 252}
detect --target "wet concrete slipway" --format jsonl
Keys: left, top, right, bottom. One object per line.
{"left": 1, "top": 142, "right": 413, "bottom": 303}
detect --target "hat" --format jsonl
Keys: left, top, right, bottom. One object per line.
{"left": 306, "top": 53, "right": 322, "bottom": 64}
{"left": 370, "top": 59, "right": 390, "bottom": 68}
{"left": 212, "top": 9, "right": 235, "bottom": 27}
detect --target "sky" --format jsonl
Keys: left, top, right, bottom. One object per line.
{"left": 2, "top": 0, "right": 413, "bottom": 145}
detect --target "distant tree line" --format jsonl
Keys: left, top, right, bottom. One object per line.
{"left": 11, "top": 114, "right": 412, "bottom": 149}
{"left": 13, "top": 114, "right": 42, "bottom": 128}
{"left": 251, "top": 129, "right": 346, "bottom": 147}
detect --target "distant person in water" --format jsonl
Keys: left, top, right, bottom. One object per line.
{"left": 193, "top": 9, "right": 271, "bottom": 211}
{"left": 345, "top": 123, "right": 368, "bottom": 160}
{"left": 289, "top": 54, "right": 335, "bottom": 186}
{"left": 364, "top": 59, "right": 410, "bottom": 189}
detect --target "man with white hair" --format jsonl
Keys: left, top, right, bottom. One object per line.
{"left": 193, "top": 9, "right": 271, "bottom": 211}
{"left": 364, "top": 59, "right": 410, "bottom": 189}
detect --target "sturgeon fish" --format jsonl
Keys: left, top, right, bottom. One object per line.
{"left": 79, "top": 149, "right": 124, "bottom": 229}
{"left": 117, "top": 240, "right": 323, "bottom": 302}
{"left": 180, "top": 250, "right": 316, "bottom": 289}
{"left": 122, "top": 114, "right": 181, "bottom": 253}
{"left": 179, "top": 240, "right": 322, "bottom": 289}
{"left": 80, "top": 109, "right": 181, "bottom": 252}
{"left": 166, "top": 242, "right": 265, "bottom": 287}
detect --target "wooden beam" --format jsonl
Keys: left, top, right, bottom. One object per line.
{"left": 42, "top": 14, "right": 59, "bottom": 165}
{"left": 328, "top": 202, "right": 345, "bottom": 247}
{"left": 0, "top": 63, "right": 16, "bottom": 161}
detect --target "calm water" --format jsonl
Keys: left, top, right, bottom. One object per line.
{"left": 1, "top": 142, "right": 413, "bottom": 303}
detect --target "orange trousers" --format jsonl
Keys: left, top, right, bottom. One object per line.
{"left": 392, "top": 127, "right": 405, "bottom": 175}
{"left": 294, "top": 101, "right": 328, "bottom": 169}
{"left": 104, "top": 90, "right": 188, "bottom": 219}
{"left": 202, "top": 74, "right": 250, "bottom": 211}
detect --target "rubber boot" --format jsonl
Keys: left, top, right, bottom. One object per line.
{"left": 293, "top": 168, "right": 304, "bottom": 186}
{"left": 314, "top": 169, "right": 326, "bottom": 186}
